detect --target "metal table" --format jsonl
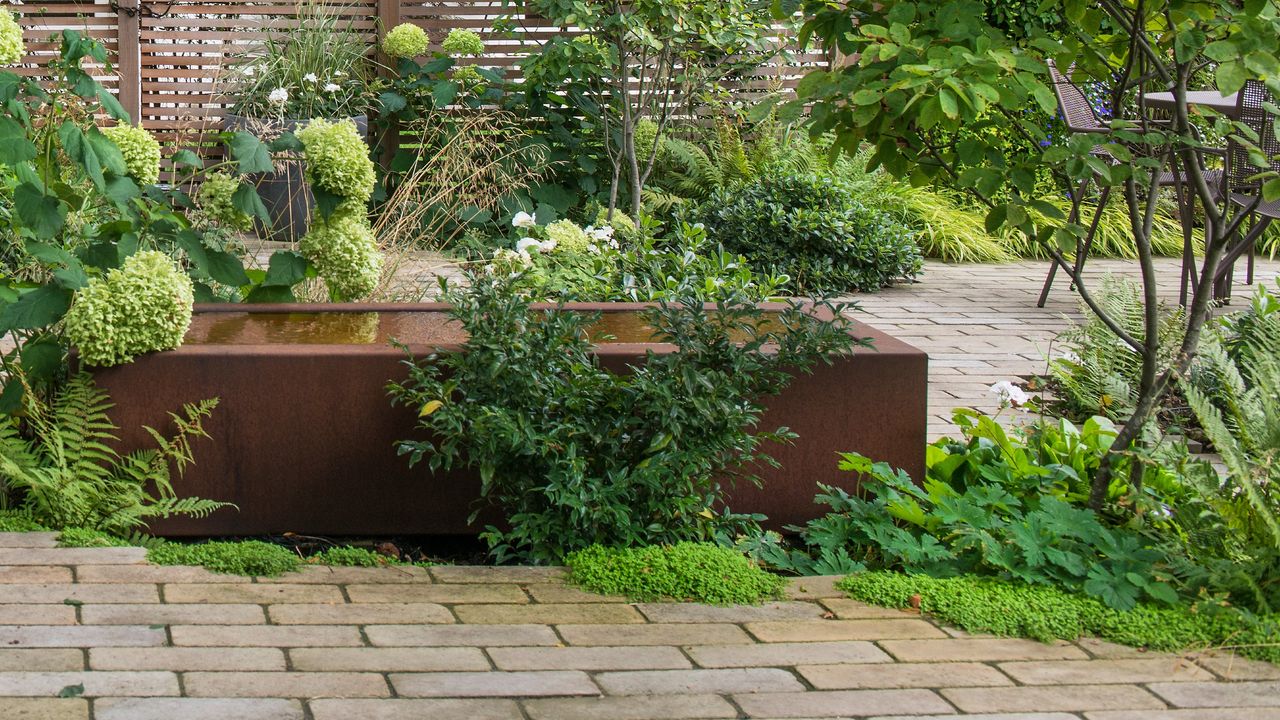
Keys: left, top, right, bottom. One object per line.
{"left": 1142, "top": 90, "right": 1239, "bottom": 117}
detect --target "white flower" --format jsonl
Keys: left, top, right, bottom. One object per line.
{"left": 303, "top": 72, "right": 318, "bottom": 83}
{"left": 586, "top": 242, "right": 600, "bottom": 255}
{"left": 515, "top": 237, "right": 543, "bottom": 255}
{"left": 323, "top": 82, "right": 341, "bottom": 93}
{"left": 333, "top": 70, "right": 346, "bottom": 77}
{"left": 241, "top": 65, "right": 256, "bottom": 76}
{"left": 990, "top": 381, "right": 1030, "bottom": 408}
{"left": 511, "top": 211, "right": 537, "bottom": 228}
{"left": 539, "top": 239, "right": 557, "bottom": 253}
{"left": 587, "top": 225, "right": 614, "bottom": 242}
{"left": 268, "top": 87, "right": 289, "bottom": 105}
{"left": 607, "top": 238, "right": 619, "bottom": 250}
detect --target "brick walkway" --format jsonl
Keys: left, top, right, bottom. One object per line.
{"left": 852, "top": 257, "right": 1280, "bottom": 439}
{"left": 0, "top": 535, "right": 1275, "bottom": 719}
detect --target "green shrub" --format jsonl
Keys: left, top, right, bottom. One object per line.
{"left": 698, "top": 173, "right": 922, "bottom": 294}
{"left": 390, "top": 272, "right": 860, "bottom": 563}
{"left": 840, "top": 572, "right": 1280, "bottom": 663}
{"left": 568, "top": 543, "right": 785, "bottom": 604}
{"left": 149, "top": 540, "right": 301, "bottom": 576}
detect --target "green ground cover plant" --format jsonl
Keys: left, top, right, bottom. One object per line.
{"left": 840, "top": 572, "right": 1280, "bottom": 663}
{"left": 147, "top": 540, "right": 301, "bottom": 576}
{"left": 567, "top": 542, "right": 785, "bottom": 604}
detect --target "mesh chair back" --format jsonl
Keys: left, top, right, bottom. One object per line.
{"left": 1228, "top": 79, "right": 1280, "bottom": 188}
{"left": 1048, "top": 60, "right": 1108, "bottom": 133}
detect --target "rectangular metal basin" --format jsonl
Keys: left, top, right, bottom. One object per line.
{"left": 90, "top": 303, "right": 928, "bottom": 536}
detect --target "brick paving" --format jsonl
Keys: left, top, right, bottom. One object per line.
{"left": 851, "top": 257, "right": 1280, "bottom": 439}
{"left": 0, "top": 536, "right": 1274, "bottom": 719}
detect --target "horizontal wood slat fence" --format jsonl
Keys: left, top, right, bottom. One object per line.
{"left": 14, "top": 0, "right": 827, "bottom": 153}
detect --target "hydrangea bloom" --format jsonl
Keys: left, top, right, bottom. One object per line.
{"left": 511, "top": 211, "right": 536, "bottom": 228}
{"left": 544, "top": 219, "right": 591, "bottom": 254}
{"left": 64, "top": 251, "right": 195, "bottom": 367}
{"left": 299, "top": 207, "right": 383, "bottom": 301}
{"left": 196, "top": 171, "right": 254, "bottom": 231}
{"left": 452, "top": 64, "right": 484, "bottom": 92}
{"left": 441, "top": 28, "right": 485, "bottom": 56}
{"left": 102, "top": 124, "right": 161, "bottom": 186}
{"left": 382, "top": 23, "right": 430, "bottom": 59}
{"left": 296, "top": 118, "right": 377, "bottom": 204}
{"left": 0, "top": 9, "right": 23, "bottom": 65}
{"left": 595, "top": 208, "right": 639, "bottom": 241}
{"left": 990, "top": 381, "right": 1030, "bottom": 408}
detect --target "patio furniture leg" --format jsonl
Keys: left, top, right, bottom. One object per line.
{"left": 1215, "top": 217, "right": 1273, "bottom": 300}
{"left": 1038, "top": 178, "right": 1104, "bottom": 308}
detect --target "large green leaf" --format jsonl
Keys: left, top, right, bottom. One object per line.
{"left": 0, "top": 117, "right": 37, "bottom": 165}
{"left": 13, "top": 184, "right": 67, "bottom": 239}
{"left": 229, "top": 132, "right": 275, "bottom": 175}
{"left": 206, "top": 251, "right": 251, "bottom": 287}
{"left": 232, "top": 184, "right": 271, "bottom": 223}
{"left": 262, "top": 251, "right": 309, "bottom": 287}
{"left": 0, "top": 285, "right": 73, "bottom": 332}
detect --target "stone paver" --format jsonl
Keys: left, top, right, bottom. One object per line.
{"left": 389, "top": 670, "right": 599, "bottom": 697}
{"left": 94, "top": 698, "right": 304, "bottom": 720}
{"left": 799, "top": 661, "right": 1014, "bottom": 689}
{"left": 594, "top": 667, "right": 804, "bottom": 695}
{"left": 0, "top": 698, "right": 88, "bottom": 720}
{"left": 183, "top": 671, "right": 390, "bottom": 698}
{"left": 524, "top": 694, "right": 738, "bottom": 719}
{"left": 941, "top": 685, "right": 1167, "bottom": 713}
{"left": 309, "top": 698, "right": 522, "bottom": 720}
{"left": 488, "top": 645, "right": 691, "bottom": 671}
{"left": 90, "top": 647, "right": 287, "bottom": 671}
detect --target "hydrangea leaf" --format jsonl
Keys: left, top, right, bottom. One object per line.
{"left": 229, "top": 131, "right": 274, "bottom": 175}
{"left": 13, "top": 183, "right": 67, "bottom": 239}
{"left": 0, "top": 117, "right": 36, "bottom": 165}
{"left": 0, "top": 284, "right": 73, "bottom": 332}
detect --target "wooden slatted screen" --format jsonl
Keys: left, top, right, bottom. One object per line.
{"left": 14, "top": 0, "right": 826, "bottom": 150}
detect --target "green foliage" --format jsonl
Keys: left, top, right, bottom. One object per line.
{"left": 1049, "top": 278, "right": 1185, "bottom": 422}
{"left": 762, "top": 411, "right": 1181, "bottom": 610}
{"left": 0, "top": 511, "right": 49, "bottom": 532}
{"left": 308, "top": 546, "right": 426, "bottom": 567}
{"left": 390, "top": 273, "right": 862, "bottom": 563}
{"left": 840, "top": 572, "right": 1280, "bottom": 663}
{"left": 698, "top": 173, "right": 922, "bottom": 294}
{"left": 196, "top": 172, "right": 254, "bottom": 232}
{"left": 56, "top": 527, "right": 133, "bottom": 548}
{"left": 1173, "top": 295, "right": 1280, "bottom": 613}
{"left": 499, "top": 222, "right": 788, "bottom": 303}
{"left": 149, "top": 540, "right": 301, "bottom": 576}
{"left": 223, "top": 2, "right": 372, "bottom": 119}
{"left": 0, "top": 373, "right": 229, "bottom": 535}
{"left": 542, "top": 219, "right": 592, "bottom": 254}
{"left": 567, "top": 543, "right": 785, "bottom": 604}
{"left": 382, "top": 23, "right": 430, "bottom": 59}
{"left": 63, "top": 251, "right": 195, "bottom": 368}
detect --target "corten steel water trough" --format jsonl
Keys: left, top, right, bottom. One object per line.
{"left": 90, "top": 303, "right": 928, "bottom": 536}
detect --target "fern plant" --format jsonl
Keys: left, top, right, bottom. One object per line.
{"left": 0, "top": 373, "right": 229, "bottom": 535}
{"left": 1178, "top": 341, "right": 1280, "bottom": 612}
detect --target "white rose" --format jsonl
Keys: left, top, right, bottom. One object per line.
{"left": 511, "top": 211, "right": 537, "bottom": 228}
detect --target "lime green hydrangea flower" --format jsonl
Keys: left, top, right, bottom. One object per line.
{"left": 544, "top": 219, "right": 591, "bottom": 254}
{"left": 0, "top": 9, "right": 23, "bottom": 66}
{"left": 442, "top": 29, "right": 484, "bottom": 56}
{"left": 383, "top": 23, "right": 430, "bottom": 59}
{"left": 633, "top": 118, "right": 659, "bottom": 162}
{"left": 299, "top": 207, "right": 383, "bottom": 301}
{"left": 196, "top": 171, "right": 254, "bottom": 231}
{"left": 452, "top": 64, "right": 484, "bottom": 93}
{"left": 595, "top": 208, "right": 639, "bottom": 241}
{"left": 65, "top": 251, "right": 195, "bottom": 367}
{"left": 296, "top": 118, "right": 377, "bottom": 204}
{"left": 102, "top": 124, "right": 162, "bottom": 186}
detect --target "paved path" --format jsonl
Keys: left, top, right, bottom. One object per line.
{"left": 853, "top": 258, "right": 1280, "bottom": 439}
{"left": 0, "top": 535, "right": 1274, "bottom": 719}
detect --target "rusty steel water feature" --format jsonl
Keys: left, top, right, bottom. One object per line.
{"left": 91, "top": 303, "right": 928, "bottom": 536}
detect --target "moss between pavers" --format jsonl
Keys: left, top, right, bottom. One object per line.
{"left": 566, "top": 542, "right": 786, "bottom": 604}
{"left": 840, "top": 571, "right": 1280, "bottom": 664}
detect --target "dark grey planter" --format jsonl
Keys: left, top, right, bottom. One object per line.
{"left": 222, "top": 114, "right": 369, "bottom": 242}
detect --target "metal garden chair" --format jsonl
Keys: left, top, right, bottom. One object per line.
{"left": 1213, "top": 79, "right": 1280, "bottom": 300}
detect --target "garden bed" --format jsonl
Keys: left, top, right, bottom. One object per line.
{"left": 89, "top": 303, "right": 927, "bottom": 536}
